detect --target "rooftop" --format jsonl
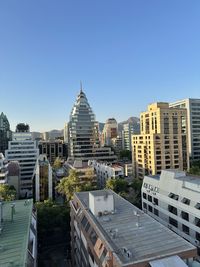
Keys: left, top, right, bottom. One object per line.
{"left": 0, "top": 199, "right": 33, "bottom": 267}
{"left": 75, "top": 189, "right": 196, "bottom": 265}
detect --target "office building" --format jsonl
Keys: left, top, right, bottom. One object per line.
{"left": 70, "top": 189, "right": 197, "bottom": 267}
{"left": 68, "top": 89, "right": 117, "bottom": 162}
{"left": 33, "top": 154, "right": 53, "bottom": 202}
{"left": 122, "top": 122, "right": 140, "bottom": 151}
{"left": 142, "top": 169, "right": 200, "bottom": 255}
{"left": 0, "top": 112, "right": 12, "bottom": 154}
{"left": 5, "top": 123, "right": 39, "bottom": 197}
{"left": 170, "top": 98, "right": 200, "bottom": 161}
{"left": 132, "top": 102, "right": 189, "bottom": 179}
{"left": 102, "top": 118, "right": 118, "bottom": 146}
{"left": 0, "top": 199, "right": 37, "bottom": 267}
{"left": 38, "top": 140, "right": 68, "bottom": 164}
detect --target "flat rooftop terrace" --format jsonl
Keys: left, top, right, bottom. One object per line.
{"left": 76, "top": 190, "right": 196, "bottom": 266}
{"left": 0, "top": 199, "right": 33, "bottom": 267}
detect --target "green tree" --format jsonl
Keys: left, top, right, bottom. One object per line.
{"left": 106, "top": 178, "right": 129, "bottom": 194}
{"left": 0, "top": 184, "right": 16, "bottom": 201}
{"left": 189, "top": 165, "right": 200, "bottom": 175}
{"left": 56, "top": 169, "right": 96, "bottom": 200}
{"left": 53, "top": 157, "right": 62, "bottom": 169}
{"left": 120, "top": 150, "right": 132, "bottom": 160}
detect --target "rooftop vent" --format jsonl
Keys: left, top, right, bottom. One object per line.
{"left": 89, "top": 191, "right": 114, "bottom": 216}
{"left": 122, "top": 247, "right": 132, "bottom": 258}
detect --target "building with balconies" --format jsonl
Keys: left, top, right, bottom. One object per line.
{"left": 70, "top": 189, "right": 197, "bottom": 267}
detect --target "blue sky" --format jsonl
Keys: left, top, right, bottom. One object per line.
{"left": 0, "top": 1, "right": 200, "bottom": 132}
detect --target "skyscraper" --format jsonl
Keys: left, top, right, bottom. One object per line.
{"left": 0, "top": 112, "right": 12, "bottom": 154}
{"left": 132, "top": 103, "right": 189, "bottom": 179}
{"left": 170, "top": 98, "right": 200, "bottom": 162}
{"left": 68, "top": 88, "right": 116, "bottom": 162}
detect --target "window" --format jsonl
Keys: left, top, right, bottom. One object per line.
{"left": 143, "top": 202, "right": 147, "bottom": 209}
{"left": 143, "top": 193, "right": 147, "bottom": 199}
{"left": 168, "top": 205, "right": 177, "bottom": 215}
{"left": 154, "top": 208, "right": 159, "bottom": 216}
{"left": 196, "top": 232, "right": 200, "bottom": 241}
{"left": 195, "top": 203, "right": 200, "bottom": 210}
{"left": 181, "top": 211, "right": 189, "bottom": 221}
{"left": 81, "top": 216, "right": 88, "bottom": 228}
{"left": 182, "top": 224, "right": 190, "bottom": 235}
{"left": 168, "top": 192, "right": 179, "bottom": 200}
{"left": 148, "top": 195, "right": 152, "bottom": 202}
{"left": 182, "top": 197, "right": 190, "bottom": 205}
{"left": 100, "top": 247, "right": 107, "bottom": 263}
{"left": 89, "top": 229, "right": 98, "bottom": 245}
{"left": 148, "top": 205, "right": 153, "bottom": 212}
{"left": 85, "top": 222, "right": 91, "bottom": 232}
{"left": 153, "top": 198, "right": 158, "bottom": 205}
{"left": 169, "top": 217, "right": 178, "bottom": 228}
{"left": 195, "top": 217, "right": 200, "bottom": 228}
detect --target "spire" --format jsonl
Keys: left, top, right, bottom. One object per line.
{"left": 80, "top": 81, "right": 83, "bottom": 93}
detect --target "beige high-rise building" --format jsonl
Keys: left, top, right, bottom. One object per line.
{"left": 132, "top": 102, "right": 189, "bottom": 179}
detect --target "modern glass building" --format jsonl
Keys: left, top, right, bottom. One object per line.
{"left": 68, "top": 89, "right": 116, "bottom": 162}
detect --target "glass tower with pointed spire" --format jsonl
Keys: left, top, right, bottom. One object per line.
{"left": 68, "top": 88, "right": 99, "bottom": 159}
{"left": 68, "top": 87, "right": 116, "bottom": 162}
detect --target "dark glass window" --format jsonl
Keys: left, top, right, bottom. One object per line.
{"left": 148, "top": 195, "right": 152, "bottom": 202}
{"left": 89, "top": 229, "right": 98, "bottom": 245}
{"left": 148, "top": 205, "right": 153, "bottom": 212}
{"left": 181, "top": 211, "right": 189, "bottom": 221}
{"left": 154, "top": 208, "right": 159, "bottom": 216}
{"left": 182, "top": 224, "right": 190, "bottom": 235}
{"left": 143, "top": 192, "right": 147, "bottom": 199}
{"left": 169, "top": 217, "right": 178, "bottom": 228}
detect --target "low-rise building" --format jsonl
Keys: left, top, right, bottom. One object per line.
{"left": 89, "top": 160, "right": 124, "bottom": 188}
{"left": 142, "top": 170, "right": 200, "bottom": 255}
{"left": 70, "top": 189, "right": 197, "bottom": 267}
{"left": 0, "top": 199, "right": 37, "bottom": 267}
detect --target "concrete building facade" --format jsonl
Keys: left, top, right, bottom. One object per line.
{"left": 5, "top": 124, "right": 39, "bottom": 197}
{"left": 70, "top": 189, "right": 197, "bottom": 267}
{"left": 0, "top": 112, "right": 12, "bottom": 155}
{"left": 170, "top": 98, "right": 200, "bottom": 162}
{"left": 102, "top": 118, "right": 118, "bottom": 146}
{"left": 39, "top": 140, "right": 68, "bottom": 164}
{"left": 142, "top": 170, "right": 200, "bottom": 255}
{"left": 33, "top": 154, "right": 53, "bottom": 202}
{"left": 132, "top": 102, "right": 189, "bottom": 179}
{"left": 88, "top": 160, "right": 124, "bottom": 188}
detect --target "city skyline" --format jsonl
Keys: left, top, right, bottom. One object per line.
{"left": 1, "top": 1, "right": 200, "bottom": 131}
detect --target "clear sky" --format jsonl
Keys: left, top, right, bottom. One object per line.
{"left": 0, "top": 1, "right": 200, "bottom": 132}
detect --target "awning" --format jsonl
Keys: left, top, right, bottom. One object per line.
{"left": 149, "top": 255, "right": 188, "bottom": 267}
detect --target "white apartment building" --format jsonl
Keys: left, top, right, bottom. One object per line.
{"left": 142, "top": 170, "right": 200, "bottom": 255}
{"left": 89, "top": 160, "right": 124, "bottom": 188}
{"left": 5, "top": 131, "right": 39, "bottom": 197}
{"left": 170, "top": 98, "right": 200, "bottom": 161}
